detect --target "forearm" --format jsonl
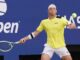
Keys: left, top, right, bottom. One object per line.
{"left": 24, "top": 32, "right": 36, "bottom": 41}
{"left": 22, "top": 35, "right": 30, "bottom": 41}
{"left": 20, "top": 30, "right": 40, "bottom": 42}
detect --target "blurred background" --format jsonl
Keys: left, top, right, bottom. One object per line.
{"left": 0, "top": 0, "right": 80, "bottom": 60}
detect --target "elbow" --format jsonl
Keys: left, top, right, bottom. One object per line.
{"left": 33, "top": 30, "right": 40, "bottom": 37}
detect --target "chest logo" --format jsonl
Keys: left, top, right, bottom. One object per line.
{"left": 54, "top": 22, "right": 58, "bottom": 24}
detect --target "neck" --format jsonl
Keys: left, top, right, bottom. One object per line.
{"left": 48, "top": 15, "right": 56, "bottom": 19}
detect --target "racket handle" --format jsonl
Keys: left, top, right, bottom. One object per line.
{"left": 15, "top": 41, "right": 20, "bottom": 44}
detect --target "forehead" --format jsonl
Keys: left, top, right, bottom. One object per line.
{"left": 48, "top": 4, "right": 57, "bottom": 9}
{"left": 48, "top": 7, "right": 56, "bottom": 10}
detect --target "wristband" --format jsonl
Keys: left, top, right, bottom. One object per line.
{"left": 28, "top": 32, "right": 35, "bottom": 39}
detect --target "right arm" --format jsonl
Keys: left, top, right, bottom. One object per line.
{"left": 19, "top": 20, "right": 44, "bottom": 44}
{"left": 19, "top": 30, "right": 41, "bottom": 44}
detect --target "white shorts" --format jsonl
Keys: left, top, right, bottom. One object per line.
{"left": 42, "top": 44, "right": 70, "bottom": 58}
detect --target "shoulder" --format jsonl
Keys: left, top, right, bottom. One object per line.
{"left": 61, "top": 17, "right": 68, "bottom": 22}
{"left": 41, "top": 19, "right": 48, "bottom": 23}
{"left": 56, "top": 15, "right": 68, "bottom": 21}
{"left": 56, "top": 15, "right": 67, "bottom": 20}
{"left": 56, "top": 15, "right": 62, "bottom": 19}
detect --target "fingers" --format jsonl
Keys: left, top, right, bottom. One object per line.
{"left": 19, "top": 39, "right": 26, "bottom": 44}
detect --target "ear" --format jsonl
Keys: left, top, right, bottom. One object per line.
{"left": 56, "top": 9, "right": 57, "bottom": 13}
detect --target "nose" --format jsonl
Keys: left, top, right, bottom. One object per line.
{"left": 0, "top": 0, "right": 7, "bottom": 16}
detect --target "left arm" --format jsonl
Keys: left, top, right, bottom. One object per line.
{"left": 61, "top": 17, "right": 76, "bottom": 29}
{"left": 67, "top": 22, "right": 76, "bottom": 29}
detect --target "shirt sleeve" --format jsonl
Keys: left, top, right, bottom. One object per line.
{"left": 36, "top": 21, "right": 44, "bottom": 32}
{"left": 61, "top": 17, "right": 71, "bottom": 26}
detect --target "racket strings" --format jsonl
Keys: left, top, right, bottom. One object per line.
{"left": 0, "top": 42, "right": 13, "bottom": 52}
{"left": 0, "top": 41, "right": 19, "bottom": 52}
{"left": 0, "top": 42, "right": 11, "bottom": 50}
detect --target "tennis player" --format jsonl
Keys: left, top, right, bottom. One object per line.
{"left": 19, "top": 4, "right": 76, "bottom": 60}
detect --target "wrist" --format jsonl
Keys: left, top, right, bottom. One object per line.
{"left": 28, "top": 32, "right": 36, "bottom": 40}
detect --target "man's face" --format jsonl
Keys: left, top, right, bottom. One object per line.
{"left": 48, "top": 8, "right": 57, "bottom": 16}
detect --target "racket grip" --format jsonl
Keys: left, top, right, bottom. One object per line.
{"left": 15, "top": 41, "right": 20, "bottom": 44}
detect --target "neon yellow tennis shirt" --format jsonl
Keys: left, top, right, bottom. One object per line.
{"left": 37, "top": 17, "right": 69, "bottom": 48}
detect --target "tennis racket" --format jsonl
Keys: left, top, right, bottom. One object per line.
{"left": 0, "top": 40, "right": 20, "bottom": 52}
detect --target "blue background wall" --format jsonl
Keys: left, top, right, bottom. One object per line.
{"left": 0, "top": 0, "right": 80, "bottom": 60}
